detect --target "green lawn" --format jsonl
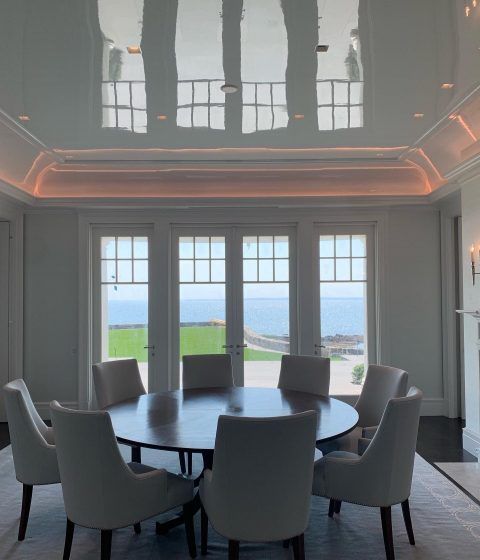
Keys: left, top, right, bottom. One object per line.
{"left": 109, "top": 326, "right": 282, "bottom": 362}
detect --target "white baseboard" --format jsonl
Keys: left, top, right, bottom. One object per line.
{"left": 463, "top": 428, "right": 480, "bottom": 459}
{"left": 35, "top": 401, "right": 79, "bottom": 421}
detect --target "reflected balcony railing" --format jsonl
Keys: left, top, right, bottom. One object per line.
{"left": 101, "top": 79, "right": 363, "bottom": 133}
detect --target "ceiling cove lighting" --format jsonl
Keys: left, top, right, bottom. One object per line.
{"left": 126, "top": 46, "right": 142, "bottom": 54}
{"left": 220, "top": 84, "right": 239, "bottom": 94}
{"left": 315, "top": 45, "right": 329, "bottom": 53}
{"left": 18, "top": 115, "right": 30, "bottom": 122}
{"left": 441, "top": 83, "right": 455, "bottom": 89}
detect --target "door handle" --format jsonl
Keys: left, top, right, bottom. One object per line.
{"left": 236, "top": 344, "right": 248, "bottom": 348}
{"left": 144, "top": 345, "right": 155, "bottom": 349}
{"left": 314, "top": 344, "right": 326, "bottom": 348}
{"left": 222, "top": 344, "right": 234, "bottom": 349}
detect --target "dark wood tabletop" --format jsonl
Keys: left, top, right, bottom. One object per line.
{"left": 107, "top": 387, "right": 359, "bottom": 453}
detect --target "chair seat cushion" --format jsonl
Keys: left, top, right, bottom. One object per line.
{"left": 127, "top": 462, "right": 156, "bottom": 475}
{"left": 166, "top": 472, "right": 195, "bottom": 510}
{"left": 312, "top": 451, "right": 360, "bottom": 497}
{"left": 317, "top": 426, "right": 363, "bottom": 456}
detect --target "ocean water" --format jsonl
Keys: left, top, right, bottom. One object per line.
{"left": 108, "top": 298, "right": 364, "bottom": 337}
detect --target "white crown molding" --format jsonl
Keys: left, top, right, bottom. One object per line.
{"left": 31, "top": 194, "right": 432, "bottom": 210}
{"left": 0, "top": 107, "right": 63, "bottom": 162}
{"left": 0, "top": 179, "right": 34, "bottom": 206}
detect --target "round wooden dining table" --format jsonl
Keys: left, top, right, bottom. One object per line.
{"left": 107, "top": 387, "right": 359, "bottom": 535}
{"left": 107, "top": 386, "right": 359, "bottom": 455}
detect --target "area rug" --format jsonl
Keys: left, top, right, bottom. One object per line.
{"left": 436, "top": 462, "right": 480, "bottom": 503}
{"left": 1, "top": 445, "right": 480, "bottom": 559}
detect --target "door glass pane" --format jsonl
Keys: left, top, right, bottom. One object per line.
{"left": 319, "top": 233, "right": 368, "bottom": 395}
{"left": 179, "top": 236, "right": 227, "bottom": 387}
{"left": 100, "top": 235, "right": 149, "bottom": 392}
{"left": 243, "top": 235, "right": 290, "bottom": 387}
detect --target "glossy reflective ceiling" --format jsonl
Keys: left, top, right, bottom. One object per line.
{"left": 0, "top": 0, "right": 479, "bottom": 199}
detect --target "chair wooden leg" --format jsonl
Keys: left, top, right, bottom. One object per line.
{"left": 18, "top": 484, "right": 33, "bottom": 541}
{"left": 401, "top": 500, "right": 415, "bottom": 545}
{"left": 201, "top": 505, "right": 208, "bottom": 555}
{"left": 228, "top": 540, "right": 239, "bottom": 560}
{"left": 63, "top": 519, "right": 75, "bottom": 560}
{"left": 380, "top": 507, "right": 395, "bottom": 560}
{"left": 292, "top": 534, "right": 305, "bottom": 560}
{"left": 101, "top": 530, "right": 112, "bottom": 560}
{"left": 183, "top": 503, "right": 197, "bottom": 558}
{"left": 179, "top": 451, "right": 187, "bottom": 474}
{"left": 188, "top": 452, "right": 193, "bottom": 475}
{"left": 328, "top": 499, "right": 335, "bottom": 518}
{"left": 131, "top": 445, "right": 141, "bottom": 463}
{"left": 334, "top": 500, "right": 342, "bottom": 514}
{"left": 133, "top": 522, "right": 141, "bottom": 534}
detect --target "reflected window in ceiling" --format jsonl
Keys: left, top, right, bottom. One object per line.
{"left": 241, "top": 0, "right": 288, "bottom": 133}
{"left": 316, "top": 0, "right": 363, "bottom": 131}
{"left": 176, "top": 0, "right": 225, "bottom": 130}
{"left": 99, "top": 0, "right": 147, "bottom": 134}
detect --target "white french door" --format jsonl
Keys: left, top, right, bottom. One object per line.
{"left": 314, "top": 225, "right": 376, "bottom": 396}
{"left": 92, "top": 227, "right": 154, "bottom": 393}
{"left": 172, "top": 226, "right": 297, "bottom": 388}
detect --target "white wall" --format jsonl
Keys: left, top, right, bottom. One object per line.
{"left": 461, "top": 179, "right": 480, "bottom": 456}
{"left": 385, "top": 208, "right": 443, "bottom": 413}
{"left": 22, "top": 205, "right": 444, "bottom": 416}
{"left": 23, "top": 213, "right": 78, "bottom": 416}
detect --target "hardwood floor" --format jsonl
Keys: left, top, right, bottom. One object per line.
{"left": 416, "top": 417, "right": 476, "bottom": 463}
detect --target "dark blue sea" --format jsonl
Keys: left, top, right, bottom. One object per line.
{"left": 108, "top": 298, "right": 364, "bottom": 337}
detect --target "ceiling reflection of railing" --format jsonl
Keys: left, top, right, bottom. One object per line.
{"left": 101, "top": 79, "right": 363, "bottom": 133}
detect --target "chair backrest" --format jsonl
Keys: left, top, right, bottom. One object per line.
{"left": 208, "top": 411, "right": 317, "bottom": 542}
{"left": 182, "top": 354, "right": 234, "bottom": 389}
{"left": 355, "top": 364, "right": 408, "bottom": 427}
{"left": 3, "top": 379, "right": 58, "bottom": 484}
{"left": 360, "top": 387, "right": 423, "bottom": 506}
{"left": 92, "top": 359, "right": 146, "bottom": 409}
{"left": 50, "top": 401, "right": 158, "bottom": 529}
{"left": 278, "top": 354, "right": 330, "bottom": 396}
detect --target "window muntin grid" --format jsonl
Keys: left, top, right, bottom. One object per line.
{"left": 319, "top": 234, "right": 366, "bottom": 282}
{"left": 317, "top": 80, "right": 363, "bottom": 131}
{"left": 243, "top": 235, "right": 289, "bottom": 283}
{"left": 179, "top": 236, "right": 226, "bottom": 283}
{"left": 101, "top": 236, "right": 149, "bottom": 284}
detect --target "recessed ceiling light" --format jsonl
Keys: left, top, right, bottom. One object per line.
{"left": 413, "top": 113, "right": 425, "bottom": 118}
{"left": 441, "top": 83, "right": 455, "bottom": 89}
{"left": 127, "top": 46, "right": 142, "bottom": 54}
{"left": 315, "top": 45, "right": 330, "bottom": 53}
{"left": 220, "top": 83, "right": 239, "bottom": 94}
{"left": 18, "top": 114, "right": 30, "bottom": 122}
{"left": 294, "top": 114, "right": 305, "bottom": 120}
{"left": 156, "top": 114, "right": 168, "bottom": 121}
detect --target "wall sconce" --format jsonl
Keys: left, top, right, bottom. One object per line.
{"left": 471, "top": 245, "right": 480, "bottom": 285}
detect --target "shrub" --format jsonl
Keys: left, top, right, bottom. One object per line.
{"left": 351, "top": 364, "right": 365, "bottom": 385}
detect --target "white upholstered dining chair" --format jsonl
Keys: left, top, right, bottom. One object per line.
{"left": 93, "top": 358, "right": 187, "bottom": 473}
{"left": 3, "top": 379, "right": 60, "bottom": 540}
{"left": 319, "top": 364, "right": 408, "bottom": 460}
{"left": 50, "top": 401, "right": 197, "bottom": 560}
{"left": 200, "top": 411, "right": 317, "bottom": 560}
{"left": 182, "top": 353, "right": 234, "bottom": 389}
{"left": 182, "top": 353, "right": 234, "bottom": 474}
{"left": 312, "top": 387, "right": 423, "bottom": 560}
{"left": 278, "top": 354, "right": 330, "bottom": 396}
